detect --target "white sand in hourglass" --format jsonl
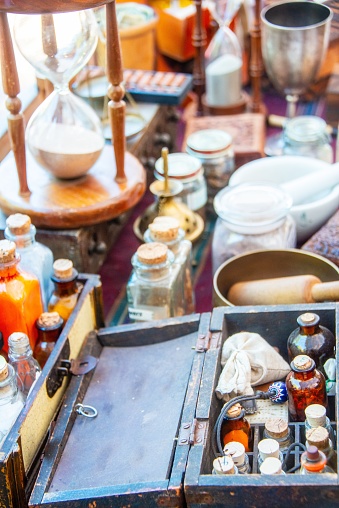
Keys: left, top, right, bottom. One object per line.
{"left": 206, "top": 54, "right": 242, "bottom": 107}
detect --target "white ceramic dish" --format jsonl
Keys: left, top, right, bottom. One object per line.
{"left": 229, "top": 155, "right": 339, "bottom": 243}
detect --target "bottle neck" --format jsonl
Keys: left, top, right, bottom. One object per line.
{"left": 4, "top": 225, "right": 36, "bottom": 250}
{"left": 0, "top": 255, "right": 20, "bottom": 279}
{"left": 52, "top": 278, "right": 78, "bottom": 296}
{"left": 300, "top": 325, "right": 320, "bottom": 335}
{"left": 132, "top": 250, "right": 174, "bottom": 281}
{"left": 292, "top": 369, "right": 316, "bottom": 381}
{"left": 0, "top": 364, "right": 18, "bottom": 404}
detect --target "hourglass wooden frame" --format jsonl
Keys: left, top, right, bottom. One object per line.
{"left": 0, "top": 0, "right": 145, "bottom": 229}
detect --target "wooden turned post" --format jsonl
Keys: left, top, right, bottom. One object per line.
{"left": 105, "top": 1, "right": 126, "bottom": 184}
{"left": 0, "top": 12, "right": 30, "bottom": 197}
{"left": 192, "top": 0, "right": 206, "bottom": 117}
{"left": 249, "top": 0, "right": 263, "bottom": 113}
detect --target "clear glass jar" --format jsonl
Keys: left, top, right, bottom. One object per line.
{"left": 263, "top": 418, "right": 293, "bottom": 452}
{"left": 283, "top": 116, "right": 333, "bottom": 163}
{"left": 8, "top": 332, "right": 41, "bottom": 399}
{"left": 304, "top": 404, "right": 335, "bottom": 446}
{"left": 127, "top": 242, "right": 185, "bottom": 322}
{"left": 223, "top": 441, "right": 251, "bottom": 474}
{"left": 212, "top": 455, "right": 238, "bottom": 475}
{"left": 257, "top": 438, "right": 284, "bottom": 469}
{"left": 0, "top": 356, "right": 25, "bottom": 447}
{"left": 154, "top": 153, "right": 207, "bottom": 217}
{"left": 186, "top": 129, "right": 235, "bottom": 213}
{"left": 259, "top": 457, "right": 286, "bottom": 475}
{"left": 299, "top": 445, "right": 335, "bottom": 474}
{"left": 212, "top": 183, "right": 296, "bottom": 273}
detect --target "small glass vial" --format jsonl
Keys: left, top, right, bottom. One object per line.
{"left": 212, "top": 183, "right": 296, "bottom": 273}
{"left": 300, "top": 444, "right": 335, "bottom": 474}
{"left": 223, "top": 441, "right": 251, "bottom": 474}
{"left": 283, "top": 116, "right": 333, "bottom": 163}
{"left": 257, "top": 438, "right": 284, "bottom": 469}
{"left": 5, "top": 213, "right": 54, "bottom": 310}
{"left": 34, "top": 311, "right": 64, "bottom": 368}
{"left": 185, "top": 129, "right": 235, "bottom": 212}
{"left": 263, "top": 418, "right": 293, "bottom": 452}
{"left": 287, "top": 312, "right": 335, "bottom": 376}
{"left": 0, "top": 356, "right": 25, "bottom": 446}
{"left": 144, "top": 216, "right": 195, "bottom": 314}
{"left": 212, "top": 455, "right": 238, "bottom": 475}
{"left": 154, "top": 152, "right": 207, "bottom": 217}
{"left": 305, "top": 404, "right": 335, "bottom": 446}
{"left": 8, "top": 332, "right": 41, "bottom": 399}
{"left": 221, "top": 403, "right": 251, "bottom": 452}
{"left": 127, "top": 242, "right": 184, "bottom": 322}
{"left": 306, "top": 426, "right": 337, "bottom": 473}
{"left": 286, "top": 355, "right": 327, "bottom": 422}
{"left": 48, "top": 259, "right": 81, "bottom": 323}
{"left": 259, "top": 457, "right": 285, "bottom": 475}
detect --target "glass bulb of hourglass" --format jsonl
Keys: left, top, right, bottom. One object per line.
{"left": 13, "top": 10, "right": 105, "bottom": 179}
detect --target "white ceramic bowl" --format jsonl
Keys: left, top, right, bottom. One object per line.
{"left": 229, "top": 156, "right": 339, "bottom": 243}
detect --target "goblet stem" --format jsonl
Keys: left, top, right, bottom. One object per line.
{"left": 286, "top": 94, "right": 299, "bottom": 119}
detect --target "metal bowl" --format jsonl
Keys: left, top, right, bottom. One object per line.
{"left": 213, "top": 248, "right": 339, "bottom": 307}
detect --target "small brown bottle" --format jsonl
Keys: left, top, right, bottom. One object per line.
{"left": 34, "top": 312, "right": 64, "bottom": 368}
{"left": 286, "top": 355, "right": 327, "bottom": 422}
{"left": 221, "top": 403, "right": 251, "bottom": 452}
{"left": 287, "top": 312, "right": 335, "bottom": 375}
{"left": 48, "top": 259, "right": 81, "bottom": 323}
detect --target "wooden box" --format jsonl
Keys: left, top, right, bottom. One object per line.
{"left": 0, "top": 274, "right": 104, "bottom": 508}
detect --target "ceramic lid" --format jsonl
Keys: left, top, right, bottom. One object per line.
{"left": 155, "top": 153, "right": 202, "bottom": 182}
{"left": 186, "top": 129, "right": 232, "bottom": 158}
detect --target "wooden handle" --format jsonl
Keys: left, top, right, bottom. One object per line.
{"left": 311, "top": 280, "right": 339, "bottom": 302}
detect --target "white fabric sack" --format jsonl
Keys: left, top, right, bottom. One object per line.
{"left": 215, "top": 331, "right": 290, "bottom": 401}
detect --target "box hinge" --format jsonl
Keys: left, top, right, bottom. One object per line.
{"left": 195, "top": 331, "right": 222, "bottom": 352}
{"left": 178, "top": 419, "right": 208, "bottom": 446}
{"left": 46, "top": 338, "right": 97, "bottom": 398}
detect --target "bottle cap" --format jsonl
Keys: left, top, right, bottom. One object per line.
{"left": 53, "top": 259, "right": 74, "bottom": 279}
{"left": 306, "top": 427, "right": 330, "bottom": 450}
{"left": 226, "top": 403, "right": 242, "bottom": 419}
{"left": 301, "top": 445, "right": 327, "bottom": 472}
{"left": 259, "top": 457, "right": 282, "bottom": 475}
{"left": 137, "top": 242, "right": 168, "bottom": 265}
{"left": 0, "top": 355, "right": 8, "bottom": 381}
{"left": 265, "top": 418, "right": 289, "bottom": 439}
{"left": 6, "top": 213, "right": 31, "bottom": 235}
{"left": 258, "top": 438, "right": 280, "bottom": 460}
{"left": 37, "top": 312, "right": 63, "bottom": 329}
{"left": 291, "top": 354, "right": 314, "bottom": 371}
{"left": 0, "top": 239, "right": 16, "bottom": 263}
{"left": 149, "top": 217, "right": 180, "bottom": 241}
{"left": 212, "top": 455, "right": 236, "bottom": 475}
{"left": 223, "top": 441, "right": 246, "bottom": 466}
{"left": 8, "top": 332, "right": 30, "bottom": 354}
{"left": 297, "top": 312, "right": 320, "bottom": 327}
{"left": 305, "top": 404, "right": 327, "bottom": 428}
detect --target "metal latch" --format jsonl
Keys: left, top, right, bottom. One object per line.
{"left": 46, "top": 339, "right": 97, "bottom": 398}
{"left": 195, "top": 331, "right": 222, "bottom": 352}
{"left": 178, "top": 419, "right": 208, "bottom": 446}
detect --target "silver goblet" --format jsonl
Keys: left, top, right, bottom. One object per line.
{"left": 261, "top": 1, "right": 332, "bottom": 156}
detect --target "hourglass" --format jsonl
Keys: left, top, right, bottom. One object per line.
{"left": 0, "top": 1, "right": 145, "bottom": 229}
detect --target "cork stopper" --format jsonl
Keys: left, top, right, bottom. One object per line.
{"left": 258, "top": 438, "right": 280, "bottom": 461}
{"left": 137, "top": 242, "right": 168, "bottom": 265}
{"left": 291, "top": 354, "right": 313, "bottom": 371}
{"left": 53, "top": 259, "right": 74, "bottom": 279}
{"left": 0, "top": 239, "right": 16, "bottom": 263}
{"left": 226, "top": 403, "right": 242, "bottom": 419}
{"left": 306, "top": 427, "right": 330, "bottom": 450}
{"left": 6, "top": 213, "right": 31, "bottom": 235}
{"left": 149, "top": 217, "right": 179, "bottom": 241}
{"left": 305, "top": 404, "right": 327, "bottom": 428}
{"left": 223, "top": 441, "right": 246, "bottom": 466}
{"left": 259, "top": 457, "right": 283, "bottom": 475}
{"left": 37, "top": 312, "right": 62, "bottom": 328}
{"left": 297, "top": 312, "right": 319, "bottom": 327}
{"left": 265, "top": 418, "right": 289, "bottom": 439}
{"left": 212, "top": 455, "right": 236, "bottom": 475}
{"left": 0, "top": 355, "right": 8, "bottom": 381}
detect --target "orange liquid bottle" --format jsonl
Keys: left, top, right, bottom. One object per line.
{"left": 0, "top": 240, "right": 43, "bottom": 352}
{"left": 221, "top": 403, "right": 252, "bottom": 452}
{"left": 48, "top": 259, "right": 81, "bottom": 323}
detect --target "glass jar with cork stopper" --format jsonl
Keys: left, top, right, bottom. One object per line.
{"left": 48, "top": 259, "right": 81, "bottom": 323}
{"left": 212, "top": 455, "right": 238, "bottom": 475}
{"left": 300, "top": 444, "right": 335, "bottom": 474}
{"left": 8, "top": 332, "right": 41, "bottom": 399}
{"left": 5, "top": 213, "right": 54, "bottom": 310}
{"left": 127, "top": 242, "right": 185, "bottom": 322}
{"left": 144, "top": 216, "right": 195, "bottom": 315}
{"left": 305, "top": 426, "right": 337, "bottom": 472}
{"left": 305, "top": 403, "right": 335, "bottom": 445}
{"left": 223, "top": 441, "right": 251, "bottom": 474}
{"left": 0, "top": 239, "right": 44, "bottom": 352}
{"left": 0, "top": 356, "right": 25, "bottom": 446}
{"left": 220, "top": 403, "right": 251, "bottom": 452}
{"left": 263, "top": 418, "right": 292, "bottom": 452}
{"left": 34, "top": 312, "right": 64, "bottom": 368}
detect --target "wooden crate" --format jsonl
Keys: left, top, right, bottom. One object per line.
{"left": 184, "top": 304, "right": 339, "bottom": 508}
{"left": 0, "top": 274, "right": 104, "bottom": 508}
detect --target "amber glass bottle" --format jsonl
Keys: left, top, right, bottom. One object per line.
{"left": 34, "top": 312, "right": 64, "bottom": 368}
{"left": 286, "top": 355, "right": 327, "bottom": 422}
{"left": 287, "top": 312, "right": 335, "bottom": 375}
{"left": 0, "top": 239, "right": 43, "bottom": 352}
{"left": 221, "top": 403, "right": 251, "bottom": 452}
{"left": 48, "top": 259, "right": 81, "bottom": 323}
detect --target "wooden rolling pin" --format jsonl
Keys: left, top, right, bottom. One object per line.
{"left": 227, "top": 274, "right": 339, "bottom": 305}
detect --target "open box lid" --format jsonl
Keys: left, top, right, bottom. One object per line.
{"left": 29, "top": 313, "right": 216, "bottom": 507}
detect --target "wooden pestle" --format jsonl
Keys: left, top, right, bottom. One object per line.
{"left": 227, "top": 274, "right": 339, "bottom": 305}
